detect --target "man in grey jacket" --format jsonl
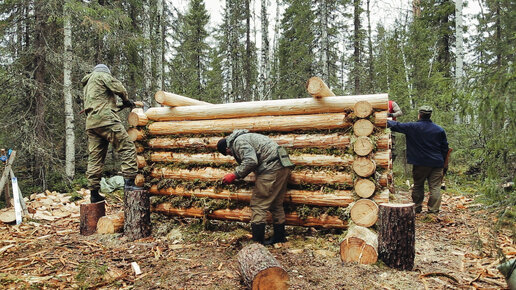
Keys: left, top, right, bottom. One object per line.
{"left": 217, "top": 129, "right": 292, "bottom": 245}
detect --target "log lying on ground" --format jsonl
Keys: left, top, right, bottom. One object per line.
{"left": 145, "top": 133, "right": 391, "bottom": 150}
{"left": 80, "top": 202, "right": 105, "bottom": 236}
{"left": 146, "top": 167, "right": 390, "bottom": 186}
{"left": 140, "top": 150, "right": 391, "bottom": 169}
{"left": 306, "top": 76, "right": 335, "bottom": 98}
{"left": 152, "top": 204, "right": 348, "bottom": 229}
{"left": 97, "top": 212, "right": 124, "bottom": 234}
{"left": 145, "top": 94, "right": 388, "bottom": 123}
{"left": 238, "top": 243, "right": 289, "bottom": 290}
{"left": 155, "top": 91, "right": 211, "bottom": 107}
{"left": 350, "top": 199, "right": 379, "bottom": 227}
{"left": 340, "top": 225, "right": 378, "bottom": 264}
{"left": 149, "top": 185, "right": 391, "bottom": 205}
{"left": 141, "top": 112, "right": 387, "bottom": 137}
{"left": 378, "top": 203, "right": 415, "bottom": 270}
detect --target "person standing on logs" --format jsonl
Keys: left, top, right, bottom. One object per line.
{"left": 217, "top": 129, "right": 293, "bottom": 245}
{"left": 81, "top": 64, "right": 142, "bottom": 203}
{"left": 387, "top": 100, "right": 403, "bottom": 161}
{"left": 388, "top": 106, "right": 449, "bottom": 214}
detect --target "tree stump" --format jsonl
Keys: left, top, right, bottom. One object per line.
{"left": 378, "top": 203, "right": 415, "bottom": 270}
{"left": 340, "top": 225, "right": 378, "bottom": 264}
{"left": 354, "top": 178, "right": 376, "bottom": 198}
{"left": 124, "top": 189, "right": 151, "bottom": 241}
{"left": 353, "top": 119, "right": 374, "bottom": 136}
{"left": 97, "top": 212, "right": 124, "bottom": 234}
{"left": 237, "top": 243, "right": 289, "bottom": 290}
{"left": 353, "top": 136, "right": 374, "bottom": 156}
{"left": 350, "top": 199, "right": 379, "bottom": 227}
{"left": 80, "top": 202, "right": 105, "bottom": 236}
{"left": 353, "top": 100, "right": 373, "bottom": 118}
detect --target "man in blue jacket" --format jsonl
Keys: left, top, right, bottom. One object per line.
{"left": 388, "top": 106, "right": 449, "bottom": 214}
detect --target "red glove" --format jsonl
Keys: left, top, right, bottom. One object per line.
{"left": 222, "top": 173, "right": 237, "bottom": 184}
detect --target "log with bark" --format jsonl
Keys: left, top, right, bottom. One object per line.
{"left": 145, "top": 133, "right": 391, "bottom": 151}
{"left": 340, "top": 225, "right": 378, "bottom": 264}
{"left": 378, "top": 203, "right": 415, "bottom": 270}
{"left": 154, "top": 91, "right": 211, "bottom": 107}
{"left": 143, "top": 167, "right": 391, "bottom": 187}
{"left": 80, "top": 202, "right": 105, "bottom": 236}
{"left": 349, "top": 199, "right": 379, "bottom": 227}
{"left": 97, "top": 212, "right": 124, "bottom": 234}
{"left": 124, "top": 189, "right": 151, "bottom": 241}
{"left": 128, "top": 112, "right": 387, "bottom": 138}
{"left": 152, "top": 204, "right": 348, "bottom": 228}
{"left": 305, "top": 76, "right": 336, "bottom": 98}
{"left": 238, "top": 243, "right": 289, "bottom": 290}
{"left": 139, "top": 150, "right": 391, "bottom": 169}
{"left": 144, "top": 93, "right": 388, "bottom": 123}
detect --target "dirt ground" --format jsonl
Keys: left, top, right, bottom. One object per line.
{"left": 0, "top": 190, "right": 514, "bottom": 289}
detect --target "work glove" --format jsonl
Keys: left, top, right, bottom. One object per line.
{"left": 122, "top": 99, "right": 135, "bottom": 109}
{"left": 387, "top": 113, "right": 394, "bottom": 118}
{"left": 222, "top": 173, "right": 237, "bottom": 184}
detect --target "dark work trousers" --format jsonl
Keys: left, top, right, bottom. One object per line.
{"left": 250, "top": 167, "right": 291, "bottom": 224}
{"left": 412, "top": 165, "right": 444, "bottom": 213}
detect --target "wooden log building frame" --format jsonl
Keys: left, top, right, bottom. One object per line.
{"left": 129, "top": 88, "right": 393, "bottom": 230}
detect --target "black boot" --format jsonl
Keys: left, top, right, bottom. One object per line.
{"left": 251, "top": 223, "right": 266, "bottom": 244}
{"left": 90, "top": 189, "right": 105, "bottom": 203}
{"left": 125, "top": 178, "right": 143, "bottom": 191}
{"left": 264, "top": 223, "right": 287, "bottom": 245}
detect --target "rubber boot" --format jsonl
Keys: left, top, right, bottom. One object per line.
{"left": 90, "top": 189, "right": 105, "bottom": 203}
{"left": 251, "top": 223, "right": 266, "bottom": 244}
{"left": 264, "top": 223, "right": 286, "bottom": 245}
{"left": 124, "top": 178, "right": 143, "bottom": 191}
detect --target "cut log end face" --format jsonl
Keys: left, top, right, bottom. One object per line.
{"left": 253, "top": 267, "right": 289, "bottom": 290}
{"left": 353, "top": 119, "right": 374, "bottom": 137}
{"left": 350, "top": 199, "right": 379, "bottom": 227}
{"left": 340, "top": 237, "right": 378, "bottom": 264}
{"left": 355, "top": 179, "right": 376, "bottom": 198}
{"left": 353, "top": 101, "right": 373, "bottom": 118}
{"left": 352, "top": 157, "right": 376, "bottom": 177}
{"left": 353, "top": 137, "right": 373, "bottom": 156}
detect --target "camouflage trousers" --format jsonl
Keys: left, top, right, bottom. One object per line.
{"left": 86, "top": 123, "right": 138, "bottom": 191}
{"left": 250, "top": 167, "right": 291, "bottom": 224}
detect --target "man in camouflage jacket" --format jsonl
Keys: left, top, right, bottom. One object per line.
{"left": 81, "top": 64, "right": 140, "bottom": 203}
{"left": 217, "top": 129, "right": 292, "bottom": 245}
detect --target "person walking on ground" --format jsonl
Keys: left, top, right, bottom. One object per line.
{"left": 388, "top": 100, "right": 403, "bottom": 161}
{"left": 217, "top": 129, "right": 293, "bottom": 245}
{"left": 388, "top": 106, "right": 449, "bottom": 214}
{"left": 81, "top": 64, "right": 141, "bottom": 203}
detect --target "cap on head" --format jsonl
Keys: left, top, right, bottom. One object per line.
{"left": 217, "top": 138, "right": 227, "bottom": 155}
{"left": 418, "top": 105, "right": 433, "bottom": 114}
{"left": 93, "top": 64, "right": 111, "bottom": 74}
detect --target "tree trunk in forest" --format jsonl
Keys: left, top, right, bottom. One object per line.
{"left": 340, "top": 225, "right": 378, "bottom": 264}
{"left": 124, "top": 189, "right": 151, "bottom": 241}
{"left": 306, "top": 77, "right": 335, "bottom": 98}
{"left": 321, "top": 2, "right": 329, "bottom": 82}
{"left": 144, "top": 133, "right": 390, "bottom": 151}
{"left": 144, "top": 94, "right": 388, "bottom": 122}
{"left": 245, "top": 0, "right": 252, "bottom": 101}
{"left": 259, "top": 0, "right": 270, "bottom": 101}
{"left": 378, "top": 203, "right": 415, "bottom": 270}
{"left": 156, "top": 0, "right": 164, "bottom": 93}
{"left": 154, "top": 91, "right": 212, "bottom": 107}
{"left": 455, "top": 0, "right": 464, "bottom": 86}
{"left": 143, "top": 0, "right": 152, "bottom": 105}
{"left": 97, "top": 212, "right": 124, "bottom": 234}
{"left": 349, "top": 198, "right": 379, "bottom": 227}
{"left": 152, "top": 204, "right": 348, "bottom": 228}
{"left": 353, "top": 0, "right": 362, "bottom": 94}
{"left": 80, "top": 202, "right": 105, "bottom": 236}
{"left": 366, "top": 0, "right": 374, "bottom": 90}
{"left": 63, "top": 0, "right": 75, "bottom": 180}
{"left": 237, "top": 243, "right": 289, "bottom": 290}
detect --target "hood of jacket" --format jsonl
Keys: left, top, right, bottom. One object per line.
{"left": 226, "top": 129, "right": 250, "bottom": 148}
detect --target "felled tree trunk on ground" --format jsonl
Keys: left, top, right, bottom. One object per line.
{"left": 237, "top": 243, "right": 289, "bottom": 290}
{"left": 124, "top": 190, "right": 151, "bottom": 241}
{"left": 378, "top": 203, "right": 415, "bottom": 270}
{"left": 340, "top": 225, "right": 378, "bottom": 264}
{"left": 80, "top": 202, "right": 105, "bottom": 236}
{"left": 97, "top": 212, "right": 124, "bottom": 234}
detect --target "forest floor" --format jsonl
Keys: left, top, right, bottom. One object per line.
{"left": 0, "top": 188, "right": 514, "bottom": 289}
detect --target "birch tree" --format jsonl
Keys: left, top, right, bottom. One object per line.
{"left": 63, "top": 0, "right": 75, "bottom": 180}
{"left": 143, "top": 0, "right": 152, "bottom": 104}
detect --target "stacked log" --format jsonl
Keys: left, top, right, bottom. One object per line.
{"left": 131, "top": 87, "right": 392, "bottom": 229}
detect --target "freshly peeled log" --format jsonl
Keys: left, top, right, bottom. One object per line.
{"left": 350, "top": 199, "right": 379, "bottom": 227}
{"left": 353, "top": 136, "right": 374, "bottom": 156}
{"left": 353, "top": 119, "right": 374, "bottom": 136}
{"left": 354, "top": 178, "right": 376, "bottom": 198}
{"left": 353, "top": 101, "right": 373, "bottom": 118}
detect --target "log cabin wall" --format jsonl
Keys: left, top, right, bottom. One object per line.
{"left": 128, "top": 90, "right": 393, "bottom": 229}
